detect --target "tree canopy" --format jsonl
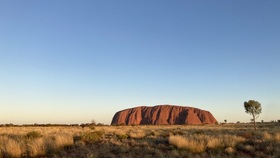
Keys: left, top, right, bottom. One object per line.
{"left": 244, "top": 100, "right": 262, "bottom": 130}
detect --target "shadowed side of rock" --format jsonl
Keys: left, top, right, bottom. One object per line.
{"left": 111, "top": 105, "right": 217, "bottom": 125}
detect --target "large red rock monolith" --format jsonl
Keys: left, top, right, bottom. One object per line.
{"left": 111, "top": 105, "right": 217, "bottom": 125}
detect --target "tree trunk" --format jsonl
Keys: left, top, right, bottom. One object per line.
{"left": 253, "top": 115, "right": 256, "bottom": 131}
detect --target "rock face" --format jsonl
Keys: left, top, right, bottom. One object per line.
{"left": 111, "top": 105, "right": 217, "bottom": 125}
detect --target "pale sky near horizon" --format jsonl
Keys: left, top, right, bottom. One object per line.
{"left": 0, "top": 1, "right": 279, "bottom": 125}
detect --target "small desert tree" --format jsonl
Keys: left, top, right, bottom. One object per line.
{"left": 244, "top": 100, "right": 262, "bottom": 130}
{"left": 91, "top": 119, "right": 96, "bottom": 125}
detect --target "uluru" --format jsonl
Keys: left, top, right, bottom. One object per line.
{"left": 111, "top": 105, "right": 217, "bottom": 125}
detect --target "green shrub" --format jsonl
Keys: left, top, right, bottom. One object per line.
{"left": 73, "top": 135, "right": 82, "bottom": 143}
{"left": 117, "top": 134, "right": 128, "bottom": 140}
{"left": 25, "top": 131, "right": 42, "bottom": 139}
{"left": 81, "top": 131, "right": 104, "bottom": 143}
{"left": 171, "top": 130, "right": 184, "bottom": 135}
{"left": 193, "top": 130, "right": 204, "bottom": 135}
{"left": 89, "top": 126, "right": 95, "bottom": 130}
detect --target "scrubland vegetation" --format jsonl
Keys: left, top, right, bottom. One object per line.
{"left": 0, "top": 123, "right": 279, "bottom": 157}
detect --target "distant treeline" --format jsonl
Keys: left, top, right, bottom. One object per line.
{"left": 0, "top": 123, "right": 107, "bottom": 127}
{"left": 0, "top": 120, "right": 279, "bottom": 127}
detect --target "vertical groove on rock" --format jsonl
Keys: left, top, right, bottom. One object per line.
{"left": 167, "top": 106, "right": 174, "bottom": 124}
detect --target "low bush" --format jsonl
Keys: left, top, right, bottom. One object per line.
{"left": 89, "top": 126, "right": 96, "bottom": 130}
{"left": 25, "top": 131, "right": 43, "bottom": 139}
{"left": 81, "top": 131, "right": 104, "bottom": 143}
{"left": 117, "top": 134, "right": 128, "bottom": 140}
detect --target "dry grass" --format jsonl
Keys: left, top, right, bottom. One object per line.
{"left": 0, "top": 136, "right": 24, "bottom": 157}
{"left": 263, "top": 131, "right": 273, "bottom": 141}
{"left": 0, "top": 127, "right": 84, "bottom": 157}
{"left": 169, "top": 135, "right": 206, "bottom": 153}
{"left": 27, "top": 138, "right": 45, "bottom": 156}
{"left": 275, "top": 132, "right": 280, "bottom": 142}
{"left": 0, "top": 123, "right": 279, "bottom": 157}
{"left": 168, "top": 133, "right": 245, "bottom": 153}
{"left": 129, "top": 130, "right": 146, "bottom": 139}
{"left": 54, "top": 133, "right": 73, "bottom": 148}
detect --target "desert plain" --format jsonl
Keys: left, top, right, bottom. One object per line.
{"left": 0, "top": 122, "right": 279, "bottom": 158}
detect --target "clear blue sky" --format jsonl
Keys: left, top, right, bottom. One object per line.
{"left": 0, "top": 1, "right": 279, "bottom": 124}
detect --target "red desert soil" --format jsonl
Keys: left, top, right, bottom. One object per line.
{"left": 111, "top": 105, "right": 217, "bottom": 125}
